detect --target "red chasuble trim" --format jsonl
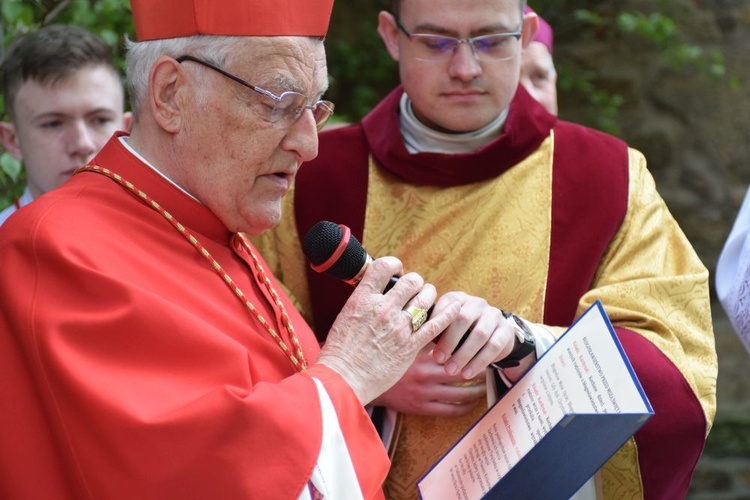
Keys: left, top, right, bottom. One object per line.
{"left": 363, "top": 85, "right": 556, "bottom": 187}
{"left": 616, "top": 328, "right": 708, "bottom": 498}
{"left": 543, "top": 122, "right": 629, "bottom": 326}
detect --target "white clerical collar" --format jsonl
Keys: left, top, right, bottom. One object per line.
{"left": 119, "top": 136, "right": 200, "bottom": 202}
{"left": 399, "top": 93, "right": 508, "bottom": 154}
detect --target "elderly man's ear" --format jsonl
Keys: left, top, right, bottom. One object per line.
{"left": 148, "top": 56, "right": 187, "bottom": 134}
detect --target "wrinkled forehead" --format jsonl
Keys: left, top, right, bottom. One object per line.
{"left": 231, "top": 36, "right": 328, "bottom": 94}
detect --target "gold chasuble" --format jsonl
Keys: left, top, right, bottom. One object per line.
{"left": 364, "top": 148, "right": 553, "bottom": 497}
{"left": 254, "top": 86, "right": 717, "bottom": 500}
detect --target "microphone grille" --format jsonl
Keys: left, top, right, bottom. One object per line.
{"left": 302, "top": 221, "right": 368, "bottom": 281}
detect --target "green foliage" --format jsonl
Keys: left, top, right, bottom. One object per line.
{"left": 616, "top": 12, "right": 677, "bottom": 43}
{"left": 324, "top": 1, "right": 398, "bottom": 123}
{"left": 0, "top": 0, "right": 133, "bottom": 64}
{"left": 564, "top": 4, "right": 735, "bottom": 134}
{"left": 0, "top": 0, "right": 134, "bottom": 210}
{"left": 325, "top": 32, "right": 398, "bottom": 123}
{"left": 0, "top": 152, "right": 24, "bottom": 209}
{"left": 613, "top": 10, "right": 726, "bottom": 81}
{"left": 0, "top": 1, "right": 737, "bottom": 207}
{"left": 558, "top": 66, "right": 625, "bottom": 136}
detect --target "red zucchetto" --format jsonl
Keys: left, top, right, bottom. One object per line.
{"left": 130, "top": 0, "right": 335, "bottom": 41}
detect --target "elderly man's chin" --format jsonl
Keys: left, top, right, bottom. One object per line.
{"left": 238, "top": 203, "right": 283, "bottom": 236}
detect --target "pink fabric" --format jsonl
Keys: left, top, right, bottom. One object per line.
{"left": 525, "top": 5, "right": 554, "bottom": 54}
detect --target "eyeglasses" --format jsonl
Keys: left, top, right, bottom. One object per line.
{"left": 175, "top": 55, "right": 334, "bottom": 131}
{"left": 394, "top": 17, "right": 522, "bottom": 62}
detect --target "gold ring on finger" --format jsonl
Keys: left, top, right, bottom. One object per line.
{"left": 404, "top": 305, "right": 428, "bottom": 332}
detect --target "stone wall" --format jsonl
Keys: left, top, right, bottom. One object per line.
{"left": 552, "top": 1, "right": 750, "bottom": 497}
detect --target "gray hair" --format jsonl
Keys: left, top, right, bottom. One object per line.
{"left": 124, "top": 35, "right": 243, "bottom": 116}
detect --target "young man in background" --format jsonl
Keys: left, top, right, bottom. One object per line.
{"left": 0, "top": 24, "right": 131, "bottom": 225}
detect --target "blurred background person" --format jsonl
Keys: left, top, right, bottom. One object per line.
{"left": 0, "top": 24, "right": 131, "bottom": 225}
{"left": 716, "top": 187, "right": 750, "bottom": 354}
{"left": 520, "top": 5, "right": 557, "bottom": 115}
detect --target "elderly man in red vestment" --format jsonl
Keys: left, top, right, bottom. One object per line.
{"left": 0, "top": 1, "right": 534, "bottom": 498}
{"left": 254, "top": 0, "right": 718, "bottom": 498}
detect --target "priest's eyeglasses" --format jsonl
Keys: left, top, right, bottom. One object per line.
{"left": 394, "top": 17, "right": 522, "bottom": 62}
{"left": 176, "top": 55, "right": 334, "bottom": 131}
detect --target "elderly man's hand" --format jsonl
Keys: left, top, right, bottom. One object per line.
{"left": 316, "top": 257, "right": 460, "bottom": 405}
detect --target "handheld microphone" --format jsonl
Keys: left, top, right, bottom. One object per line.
{"left": 302, "top": 221, "right": 473, "bottom": 350}
{"left": 302, "top": 220, "right": 398, "bottom": 292}
{"left": 301, "top": 221, "right": 478, "bottom": 351}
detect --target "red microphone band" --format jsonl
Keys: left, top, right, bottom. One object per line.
{"left": 310, "top": 223, "right": 351, "bottom": 274}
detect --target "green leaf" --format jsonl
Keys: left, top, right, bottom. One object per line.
{"left": 0, "top": 152, "right": 22, "bottom": 182}
{"left": 574, "top": 9, "right": 604, "bottom": 27}
{"left": 2, "top": 1, "right": 35, "bottom": 26}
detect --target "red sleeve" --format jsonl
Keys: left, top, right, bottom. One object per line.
{"left": 0, "top": 200, "right": 386, "bottom": 499}
{"left": 616, "top": 327, "right": 707, "bottom": 498}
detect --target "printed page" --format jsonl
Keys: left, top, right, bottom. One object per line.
{"left": 418, "top": 302, "right": 650, "bottom": 500}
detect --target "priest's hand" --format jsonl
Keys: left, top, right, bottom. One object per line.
{"left": 370, "top": 345, "right": 486, "bottom": 417}
{"left": 316, "top": 256, "right": 460, "bottom": 406}
{"left": 430, "top": 292, "right": 518, "bottom": 378}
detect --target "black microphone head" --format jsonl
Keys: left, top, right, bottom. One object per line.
{"left": 302, "top": 221, "right": 368, "bottom": 282}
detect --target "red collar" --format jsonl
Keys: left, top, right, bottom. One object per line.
{"left": 361, "top": 84, "right": 557, "bottom": 187}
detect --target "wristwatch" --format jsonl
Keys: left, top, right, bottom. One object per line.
{"left": 493, "top": 311, "right": 536, "bottom": 368}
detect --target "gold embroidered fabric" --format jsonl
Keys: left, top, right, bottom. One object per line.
{"left": 384, "top": 402, "right": 486, "bottom": 499}
{"left": 252, "top": 137, "right": 717, "bottom": 500}
{"left": 577, "top": 149, "right": 717, "bottom": 436}
{"left": 366, "top": 145, "right": 553, "bottom": 498}
{"left": 600, "top": 439, "right": 644, "bottom": 500}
